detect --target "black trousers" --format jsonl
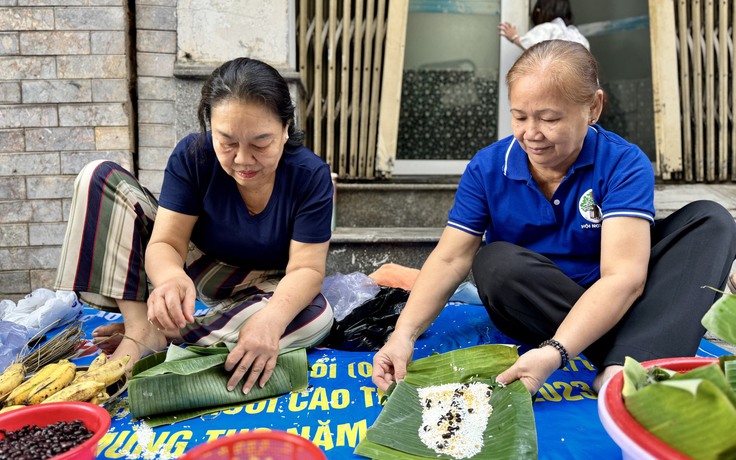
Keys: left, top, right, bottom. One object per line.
{"left": 472, "top": 200, "right": 736, "bottom": 369}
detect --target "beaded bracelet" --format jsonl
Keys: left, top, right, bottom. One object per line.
{"left": 539, "top": 339, "right": 570, "bottom": 369}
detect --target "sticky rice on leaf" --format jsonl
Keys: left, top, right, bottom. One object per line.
{"left": 355, "top": 344, "right": 537, "bottom": 459}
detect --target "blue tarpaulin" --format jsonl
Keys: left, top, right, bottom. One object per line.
{"left": 67, "top": 302, "right": 729, "bottom": 459}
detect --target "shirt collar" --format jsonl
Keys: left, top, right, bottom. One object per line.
{"left": 503, "top": 125, "right": 598, "bottom": 180}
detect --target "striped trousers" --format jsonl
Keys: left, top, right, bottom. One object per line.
{"left": 54, "top": 160, "right": 333, "bottom": 349}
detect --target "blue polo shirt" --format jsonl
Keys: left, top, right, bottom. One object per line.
{"left": 158, "top": 132, "right": 333, "bottom": 270}
{"left": 448, "top": 125, "right": 655, "bottom": 286}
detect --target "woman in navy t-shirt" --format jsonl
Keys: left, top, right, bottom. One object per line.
{"left": 55, "top": 58, "right": 334, "bottom": 394}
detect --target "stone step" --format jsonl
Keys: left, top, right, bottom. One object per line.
{"left": 327, "top": 227, "right": 442, "bottom": 274}
{"left": 327, "top": 183, "right": 736, "bottom": 274}
{"left": 334, "top": 181, "right": 457, "bottom": 228}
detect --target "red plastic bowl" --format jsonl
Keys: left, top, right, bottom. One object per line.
{"left": 0, "top": 401, "right": 111, "bottom": 460}
{"left": 179, "top": 430, "right": 326, "bottom": 460}
{"left": 598, "top": 356, "right": 717, "bottom": 460}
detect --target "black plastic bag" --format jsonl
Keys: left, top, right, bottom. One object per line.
{"left": 322, "top": 286, "right": 410, "bottom": 351}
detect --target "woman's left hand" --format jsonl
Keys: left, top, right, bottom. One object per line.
{"left": 496, "top": 346, "right": 561, "bottom": 395}
{"left": 224, "top": 308, "right": 282, "bottom": 394}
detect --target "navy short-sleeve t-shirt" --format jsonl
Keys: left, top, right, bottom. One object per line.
{"left": 157, "top": 132, "right": 333, "bottom": 270}
{"left": 448, "top": 125, "right": 655, "bottom": 286}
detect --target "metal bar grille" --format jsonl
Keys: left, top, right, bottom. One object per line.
{"left": 671, "top": 0, "right": 736, "bottom": 182}
{"left": 297, "top": 0, "right": 407, "bottom": 179}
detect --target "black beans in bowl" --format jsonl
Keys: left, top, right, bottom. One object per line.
{"left": 0, "top": 420, "right": 93, "bottom": 460}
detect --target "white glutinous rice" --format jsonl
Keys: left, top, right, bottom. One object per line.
{"left": 417, "top": 382, "right": 494, "bottom": 459}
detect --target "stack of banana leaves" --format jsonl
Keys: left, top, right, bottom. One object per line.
{"left": 622, "top": 292, "right": 736, "bottom": 459}
{"left": 128, "top": 343, "right": 308, "bottom": 427}
{"left": 355, "top": 344, "right": 538, "bottom": 460}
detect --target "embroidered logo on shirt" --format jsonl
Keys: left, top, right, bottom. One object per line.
{"left": 578, "top": 189, "right": 602, "bottom": 223}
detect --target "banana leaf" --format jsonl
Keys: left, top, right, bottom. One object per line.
{"left": 701, "top": 292, "right": 736, "bottom": 345}
{"left": 355, "top": 344, "right": 537, "bottom": 459}
{"left": 625, "top": 379, "right": 736, "bottom": 460}
{"left": 623, "top": 357, "right": 736, "bottom": 460}
{"left": 128, "top": 345, "right": 309, "bottom": 424}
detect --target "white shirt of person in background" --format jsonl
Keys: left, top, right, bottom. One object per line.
{"left": 520, "top": 17, "right": 589, "bottom": 50}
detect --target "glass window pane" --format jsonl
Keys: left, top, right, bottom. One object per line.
{"left": 397, "top": 0, "right": 501, "bottom": 161}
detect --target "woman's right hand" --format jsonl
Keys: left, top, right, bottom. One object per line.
{"left": 147, "top": 274, "right": 197, "bottom": 330}
{"left": 371, "top": 334, "right": 415, "bottom": 391}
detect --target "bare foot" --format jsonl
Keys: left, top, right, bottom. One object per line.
{"left": 592, "top": 365, "right": 623, "bottom": 393}
{"left": 108, "top": 322, "right": 169, "bottom": 371}
{"left": 92, "top": 322, "right": 125, "bottom": 354}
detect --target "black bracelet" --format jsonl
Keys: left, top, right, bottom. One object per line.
{"left": 539, "top": 339, "right": 570, "bottom": 370}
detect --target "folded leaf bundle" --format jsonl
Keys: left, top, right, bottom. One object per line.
{"left": 128, "top": 345, "right": 309, "bottom": 423}
{"left": 355, "top": 344, "right": 538, "bottom": 459}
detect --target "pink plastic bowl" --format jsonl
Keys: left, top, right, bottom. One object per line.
{"left": 598, "top": 356, "right": 717, "bottom": 460}
{"left": 179, "top": 430, "right": 326, "bottom": 460}
{"left": 0, "top": 401, "right": 111, "bottom": 460}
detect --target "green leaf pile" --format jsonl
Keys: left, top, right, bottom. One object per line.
{"left": 622, "top": 355, "right": 736, "bottom": 459}
{"left": 128, "top": 344, "right": 309, "bottom": 427}
{"left": 355, "top": 344, "right": 537, "bottom": 459}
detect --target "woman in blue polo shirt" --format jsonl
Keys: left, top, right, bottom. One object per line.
{"left": 372, "top": 40, "right": 736, "bottom": 395}
{"left": 54, "top": 58, "right": 334, "bottom": 394}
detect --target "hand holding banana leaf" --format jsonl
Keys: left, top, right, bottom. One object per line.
{"left": 495, "top": 346, "right": 563, "bottom": 395}
{"left": 372, "top": 332, "right": 416, "bottom": 391}
{"left": 224, "top": 307, "right": 282, "bottom": 393}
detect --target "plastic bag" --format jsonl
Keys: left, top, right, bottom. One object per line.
{"left": 322, "top": 272, "right": 382, "bottom": 321}
{"left": 1, "top": 289, "right": 82, "bottom": 335}
{"left": 0, "top": 320, "right": 30, "bottom": 373}
{"left": 323, "top": 286, "right": 410, "bottom": 351}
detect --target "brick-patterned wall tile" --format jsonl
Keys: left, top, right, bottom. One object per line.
{"left": 135, "top": 6, "right": 176, "bottom": 30}
{"left": 137, "top": 76, "right": 175, "bottom": 100}
{"left": 138, "top": 100, "right": 174, "bottom": 124}
{"left": 30, "top": 269, "right": 57, "bottom": 291}
{"left": 95, "top": 126, "right": 131, "bottom": 149}
{"left": 139, "top": 123, "right": 175, "bottom": 148}
{"left": 58, "top": 102, "right": 129, "bottom": 126}
{"left": 91, "top": 30, "right": 127, "bottom": 54}
{"left": 0, "top": 271, "right": 30, "bottom": 296}
{"left": 137, "top": 52, "right": 175, "bottom": 77}
{"left": 0, "top": 177, "right": 26, "bottom": 199}
{"left": 26, "top": 127, "right": 95, "bottom": 150}
{"left": 0, "top": 200, "right": 61, "bottom": 223}
{"left": 138, "top": 146, "right": 171, "bottom": 170}
{"left": 0, "top": 32, "right": 19, "bottom": 54}
{"left": 0, "top": 56, "right": 56, "bottom": 79}
{"left": 0, "top": 7, "right": 54, "bottom": 30}
{"left": 0, "top": 224, "right": 28, "bottom": 247}
{"left": 57, "top": 55, "right": 126, "bottom": 79}
{"left": 0, "top": 105, "right": 58, "bottom": 128}
{"left": 0, "top": 129, "right": 24, "bottom": 152}
{"left": 91, "top": 79, "right": 129, "bottom": 102}
{"left": 60, "top": 150, "right": 133, "bottom": 174}
{"left": 137, "top": 30, "right": 175, "bottom": 53}
{"left": 55, "top": 7, "right": 126, "bottom": 30}
{"left": 26, "top": 176, "right": 76, "bottom": 199}
{"left": 0, "top": 82, "right": 21, "bottom": 102}
{"left": 0, "top": 153, "right": 60, "bottom": 175}
{"left": 137, "top": 169, "right": 163, "bottom": 195}
{"left": 135, "top": 0, "right": 176, "bottom": 6}
{"left": 0, "top": 246, "right": 61, "bottom": 270}
{"left": 20, "top": 31, "right": 90, "bottom": 54}
{"left": 21, "top": 79, "right": 92, "bottom": 103}
{"left": 29, "top": 222, "right": 67, "bottom": 245}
